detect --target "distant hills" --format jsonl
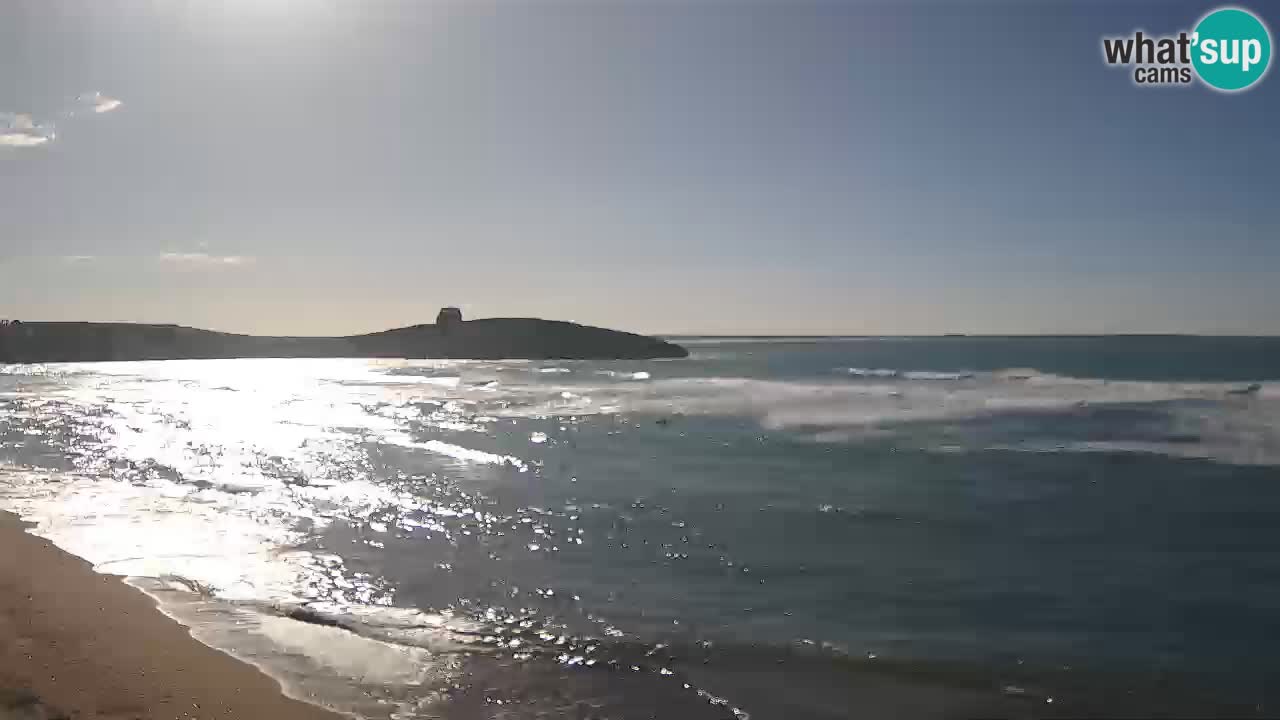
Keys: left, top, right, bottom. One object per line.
{"left": 0, "top": 315, "right": 688, "bottom": 363}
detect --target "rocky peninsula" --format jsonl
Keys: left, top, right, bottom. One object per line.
{"left": 0, "top": 309, "right": 687, "bottom": 363}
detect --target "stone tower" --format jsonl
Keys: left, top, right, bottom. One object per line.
{"left": 436, "top": 307, "right": 462, "bottom": 334}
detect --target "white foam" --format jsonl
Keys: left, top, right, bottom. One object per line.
{"left": 846, "top": 367, "right": 974, "bottom": 380}
{"left": 846, "top": 367, "right": 899, "bottom": 378}
{"left": 475, "top": 373, "right": 1280, "bottom": 465}
{"left": 382, "top": 433, "right": 530, "bottom": 471}
{"left": 902, "top": 370, "right": 974, "bottom": 381}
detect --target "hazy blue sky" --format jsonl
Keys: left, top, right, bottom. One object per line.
{"left": 2, "top": 0, "right": 1277, "bottom": 335}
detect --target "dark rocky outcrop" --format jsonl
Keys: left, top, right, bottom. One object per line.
{"left": 0, "top": 317, "right": 687, "bottom": 363}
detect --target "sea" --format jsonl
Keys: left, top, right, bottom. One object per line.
{"left": 2, "top": 336, "right": 1279, "bottom": 719}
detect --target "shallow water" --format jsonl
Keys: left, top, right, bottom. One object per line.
{"left": 2, "top": 337, "right": 1279, "bottom": 718}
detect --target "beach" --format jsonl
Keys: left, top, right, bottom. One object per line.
{"left": 0, "top": 510, "right": 338, "bottom": 720}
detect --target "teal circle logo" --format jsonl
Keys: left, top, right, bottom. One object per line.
{"left": 1192, "top": 7, "right": 1272, "bottom": 91}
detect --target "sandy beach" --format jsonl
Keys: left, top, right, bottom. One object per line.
{"left": 0, "top": 510, "right": 339, "bottom": 720}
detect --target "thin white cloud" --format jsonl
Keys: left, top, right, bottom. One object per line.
{"left": 0, "top": 113, "right": 55, "bottom": 147}
{"left": 61, "top": 255, "right": 96, "bottom": 263}
{"left": 2, "top": 92, "right": 120, "bottom": 149}
{"left": 76, "top": 91, "right": 123, "bottom": 114}
{"left": 0, "top": 133, "right": 51, "bottom": 148}
{"left": 159, "top": 252, "right": 253, "bottom": 267}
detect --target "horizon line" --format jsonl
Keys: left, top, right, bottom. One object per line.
{"left": 7, "top": 320, "right": 1280, "bottom": 341}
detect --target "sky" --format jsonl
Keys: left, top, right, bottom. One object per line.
{"left": 2, "top": 0, "right": 1278, "bottom": 336}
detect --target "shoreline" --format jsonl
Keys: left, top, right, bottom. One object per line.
{"left": 0, "top": 510, "right": 341, "bottom": 720}
{"left": 0, "top": 510, "right": 1267, "bottom": 720}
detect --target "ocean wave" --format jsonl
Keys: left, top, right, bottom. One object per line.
{"left": 844, "top": 367, "right": 900, "bottom": 378}
{"left": 382, "top": 434, "right": 532, "bottom": 471}
{"left": 844, "top": 367, "right": 975, "bottom": 380}
{"left": 6, "top": 357, "right": 1279, "bottom": 467}
{"left": 595, "top": 369, "right": 653, "bottom": 380}
{"left": 123, "top": 578, "right": 469, "bottom": 718}
{"left": 186, "top": 592, "right": 760, "bottom": 719}
{"left": 476, "top": 374, "right": 1280, "bottom": 466}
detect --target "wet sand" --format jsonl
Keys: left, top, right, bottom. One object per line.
{"left": 0, "top": 510, "right": 339, "bottom": 720}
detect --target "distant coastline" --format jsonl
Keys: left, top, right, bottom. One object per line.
{"left": 666, "top": 333, "right": 1280, "bottom": 340}
{"left": 0, "top": 312, "right": 688, "bottom": 363}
